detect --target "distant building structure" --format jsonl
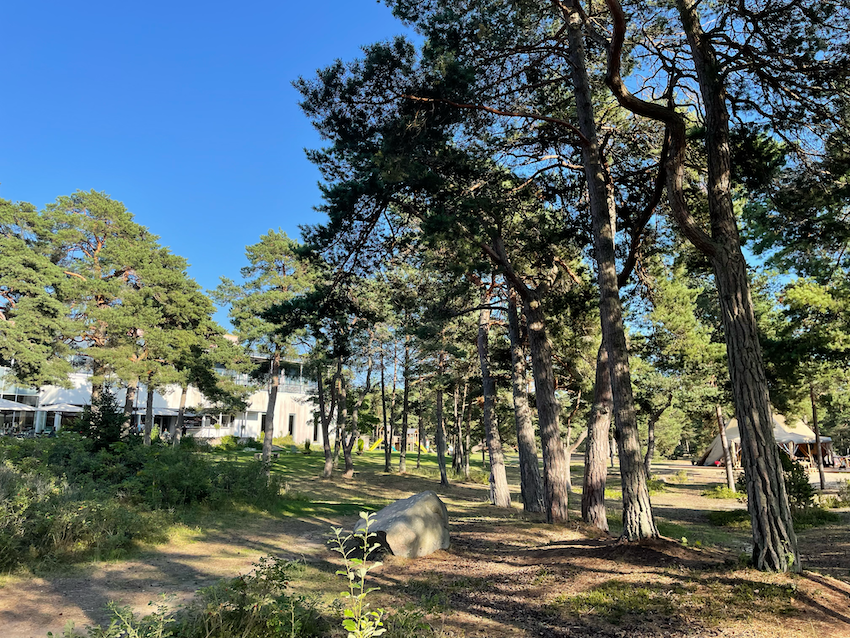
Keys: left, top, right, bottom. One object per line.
{"left": 0, "top": 358, "right": 320, "bottom": 444}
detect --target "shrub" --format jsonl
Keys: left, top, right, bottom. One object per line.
{"left": 216, "top": 435, "right": 240, "bottom": 452}
{"left": 0, "top": 463, "right": 167, "bottom": 571}
{"left": 734, "top": 454, "right": 815, "bottom": 511}
{"left": 243, "top": 438, "right": 263, "bottom": 450}
{"left": 272, "top": 435, "right": 295, "bottom": 448}
{"left": 837, "top": 479, "right": 850, "bottom": 506}
{"left": 67, "top": 390, "right": 135, "bottom": 451}
{"left": 357, "top": 439, "right": 365, "bottom": 455}
{"left": 702, "top": 485, "right": 740, "bottom": 499}
{"left": 62, "top": 557, "right": 328, "bottom": 637}
{"left": 303, "top": 439, "right": 312, "bottom": 455}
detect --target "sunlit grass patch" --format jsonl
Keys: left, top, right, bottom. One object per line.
{"left": 702, "top": 485, "right": 740, "bottom": 499}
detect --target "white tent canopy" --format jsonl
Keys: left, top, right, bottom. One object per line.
{"left": 0, "top": 398, "right": 36, "bottom": 411}
{"left": 698, "top": 414, "right": 833, "bottom": 466}
{"left": 38, "top": 403, "right": 85, "bottom": 413}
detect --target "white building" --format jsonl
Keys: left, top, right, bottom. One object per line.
{"left": 0, "top": 361, "right": 320, "bottom": 445}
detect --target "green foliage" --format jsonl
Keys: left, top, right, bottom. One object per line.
{"left": 791, "top": 508, "right": 841, "bottom": 531}
{"left": 244, "top": 438, "right": 264, "bottom": 450}
{"left": 708, "top": 510, "right": 752, "bottom": 529}
{"left": 216, "top": 434, "right": 240, "bottom": 451}
{"left": 779, "top": 453, "right": 815, "bottom": 511}
{"left": 0, "top": 435, "right": 286, "bottom": 570}
{"left": 59, "top": 556, "right": 328, "bottom": 637}
{"left": 837, "top": 479, "right": 850, "bottom": 505}
{"left": 357, "top": 438, "right": 365, "bottom": 454}
{"left": 330, "top": 512, "right": 387, "bottom": 638}
{"left": 0, "top": 462, "right": 167, "bottom": 571}
{"left": 702, "top": 485, "right": 739, "bottom": 499}
{"left": 303, "top": 439, "right": 312, "bottom": 454}
{"left": 69, "top": 389, "right": 133, "bottom": 451}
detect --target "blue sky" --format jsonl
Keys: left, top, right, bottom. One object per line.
{"left": 1, "top": 1, "right": 410, "bottom": 321}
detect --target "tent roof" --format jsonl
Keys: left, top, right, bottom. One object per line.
{"left": 0, "top": 398, "right": 36, "bottom": 411}
{"left": 698, "top": 413, "right": 832, "bottom": 465}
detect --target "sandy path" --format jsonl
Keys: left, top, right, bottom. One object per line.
{"left": 0, "top": 514, "right": 332, "bottom": 638}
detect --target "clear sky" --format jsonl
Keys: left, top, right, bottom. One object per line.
{"left": 1, "top": 0, "right": 411, "bottom": 320}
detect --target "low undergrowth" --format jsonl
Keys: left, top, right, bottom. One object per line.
{"left": 0, "top": 432, "right": 287, "bottom": 572}
{"left": 549, "top": 573, "right": 798, "bottom": 627}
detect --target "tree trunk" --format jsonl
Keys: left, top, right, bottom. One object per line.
{"left": 171, "top": 384, "right": 187, "bottom": 446}
{"left": 810, "top": 385, "right": 826, "bottom": 491}
{"left": 458, "top": 381, "right": 469, "bottom": 478}
{"left": 675, "top": 0, "right": 798, "bottom": 571}
{"left": 123, "top": 378, "right": 137, "bottom": 417}
{"left": 507, "top": 286, "right": 545, "bottom": 513}
{"left": 143, "top": 374, "right": 155, "bottom": 446}
{"left": 435, "top": 352, "right": 449, "bottom": 486}
{"left": 380, "top": 348, "right": 395, "bottom": 472}
{"left": 417, "top": 375, "right": 424, "bottom": 469}
{"left": 333, "top": 375, "right": 347, "bottom": 470}
{"left": 582, "top": 343, "right": 612, "bottom": 532}
{"left": 716, "top": 405, "right": 736, "bottom": 492}
{"left": 263, "top": 352, "right": 280, "bottom": 466}
{"left": 317, "top": 361, "right": 339, "bottom": 479}
{"left": 523, "top": 294, "right": 569, "bottom": 522}
{"left": 477, "top": 298, "right": 511, "bottom": 508}
{"left": 465, "top": 398, "right": 471, "bottom": 479}
{"left": 566, "top": 3, "right": 657, "bottom": 540}
{"left": 344, "top": 353, "right": 372, "bottom": 479}
{"left": 452, "top": 383, "right": 461, "bottom": 473}
{"left": 399, "top": 338, "right": 410, "bottom": 474}
{"left": 90, "top": 356, "right": 106, "bottom": 404}
{"left": 644, "top": 394, "right": 673, "bottom": 479}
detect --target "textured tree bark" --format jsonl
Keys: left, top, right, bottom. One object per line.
{"left": 810, "top": 385, "right": 826, "bottom": 491}
{"left": 676, "top": 0, "right": 799, "bottom": 571}
{"left": 318, "top": 361, "right": 339, "bottom": 479}
{"left": 144, "top": 374, "right": 155, "bottom": 446}
{"left": 123, "top": 379, "right": 137, "bottom": 418}
{"left": 507, "top": 286, "right": 545, "bottom": 513}
{"left": 263, "top": 352, "right": 280, "bottom": 466}
{"left": 380, "top": 349, "right": 391, "bottom": 472}
{"left": 566, "top": 1, "right": 657, "bottom": 540}
{"left": 716, "top": 406, "right": 736, "bottom": 491}
{"left": 399, "top": 339, "right": 410, "bottom": 474}
{"left": 435, "top": 352, "right": 449, "bottom": 486}
{"left": 333, "top": 375, "right": 347, "bottom": 470}
{"left": 644, "top": 394, "right": 673, "bottom": 478}
{"left": 171, "top": 384, "right": 187, "bottom": 446}
{"left": 523, "top": 294, "right": 570, "bottom": 522}
{"left": 417, "top": 375, "right": 424, "bottom": 469}
{"left": 582, "top": 343, "right": 611, "bottom": 532}
{"left": 477, "top": 298, "right": 512, "bottom": 508}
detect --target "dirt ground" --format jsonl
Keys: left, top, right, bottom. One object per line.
{"left": 1, "top": 458, "right": 849, "bottom": 638}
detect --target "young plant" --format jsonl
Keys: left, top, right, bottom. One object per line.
{"left": 330, "top": 512, "right": 386, "bottom": 638}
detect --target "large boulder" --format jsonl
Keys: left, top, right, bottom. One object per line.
{"left": 354, "top": 490, "right": 450, "bottom": 558}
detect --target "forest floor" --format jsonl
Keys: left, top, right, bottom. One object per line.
{"left": 1, "top": 452, "right": 849, "bottom": 638}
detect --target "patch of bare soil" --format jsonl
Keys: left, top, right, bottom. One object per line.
{"left": 0, "top": 514, "right": 330, "bottom": 638}
{"left": 373, "top": 518, "right": 850, "bottom": 638}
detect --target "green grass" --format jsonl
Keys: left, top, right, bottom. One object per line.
{"left": 702, "top": 485, "right": 741, "bottom": 499}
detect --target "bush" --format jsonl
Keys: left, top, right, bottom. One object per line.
{"left": 272, "top": 435, "right": 295, "bottom": 448}
{"left": 0, "top": 463, "right": 167, "bottom": 571}
{"left": 67, "top": 390, "right": 135, "bottom": 451}
{"left": 216, "top": 435, "right": 240, "bottom": 452}
{"left": 0, "top": 435, "right": 287, "bottom": 569}
{"left": 243, "top": 438, "right": 263, "bottom": 450}
{"left": 63, "top": 557, "right": 329, "bottom": 638}
{"left": 734, "top": 453, "right": 815, "bottom": 511}
{"left": 702, "top": 485, "right": 740, "bottom": 499}
{"left": 303, "top": 439, "right": 312, "bottom": 454}
{"left": 837, "top": 479, "right": 850, "bottom": 506}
